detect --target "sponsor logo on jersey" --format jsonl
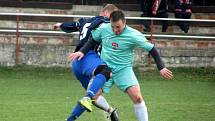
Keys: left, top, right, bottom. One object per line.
{"left": 112, "top": 42, "right": 118, "bottom": 50}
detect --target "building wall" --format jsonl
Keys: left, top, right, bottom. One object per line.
{"left": 0, "top": 6, "right": 214, "bottom": 68}
{"left": 0, "top": 34, "right": 214, "bottom": 67}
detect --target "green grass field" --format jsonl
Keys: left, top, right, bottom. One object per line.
{"left": 0, "top": 66, "right": 215, "bottom": 121}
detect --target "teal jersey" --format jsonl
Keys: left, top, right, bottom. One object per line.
{"left": 92, "top": 23, "right": 154, "bottom": 73}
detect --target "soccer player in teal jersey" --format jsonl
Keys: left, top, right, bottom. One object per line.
{"left": 69, "top": 10, "right": 173, "bottom": 121}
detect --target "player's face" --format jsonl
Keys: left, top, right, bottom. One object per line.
{"left": 100, "top": 10, "right": 110, "bottom": 18}
{"left": 111, "top": 19, "right": 126, "bottom": 35}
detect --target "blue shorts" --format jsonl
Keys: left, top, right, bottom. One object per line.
{"left": 71, "top": 50, "right": 105, "bottom": 89}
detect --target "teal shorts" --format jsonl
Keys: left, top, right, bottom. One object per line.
{"left": 103, "top": 67, "right": 139, "bottom": 93}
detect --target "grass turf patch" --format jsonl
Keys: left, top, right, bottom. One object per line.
{"left": 0, "top": 65, "right": 214, "bottom": 121}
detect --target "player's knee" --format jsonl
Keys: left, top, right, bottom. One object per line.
{"left": 91, "top": 89, "right": 103, "bottom": 100}
{"left": 94, "top": 65, "right": 112, "bottom": 81}
{"left": 91, "top": 95, "right": 98, "bottom": 100}
{"left": 133, "top": 95, "right": 143, "bottom": 104}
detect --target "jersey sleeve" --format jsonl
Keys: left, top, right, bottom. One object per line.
{"left": 60, "top": 22, "right": 80, "bottom": 33}
{"left": 60, "top": 18, "right": 84, "bottom": 33}
{"left": 134, "top": 32, "right": 154, "bottom": 52}
{"left": 91, "top": 23, "right": 105, "bottom": 42}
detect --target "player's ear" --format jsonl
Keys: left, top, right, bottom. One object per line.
{"left": 123, "top": 19, "right": 126, "bottom": 26}
{"left": 102, "top": 10, "right": 108, "bottom": 17}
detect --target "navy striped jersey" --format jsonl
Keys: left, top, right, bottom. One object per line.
{"left": 60, "top": 16, "right": 109, "bottom": 52}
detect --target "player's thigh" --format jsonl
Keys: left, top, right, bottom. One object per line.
{"left": 77, "top": 75, "right": 91, "bottom": 90}
{"left": 81, "top": 51, "right": 105, "bottom": 76}
{"left": 114, "top": 68, "right": 144, "bottom": 103}
{"left": 71, "top": 60, "right": 90, "bottom": 89}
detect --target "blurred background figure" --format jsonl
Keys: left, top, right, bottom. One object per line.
{"left": 140, "top": 0, "right": 168, "bottom": 32}
{"left": 175, "top": 0, "right": 192, "bottom": 33}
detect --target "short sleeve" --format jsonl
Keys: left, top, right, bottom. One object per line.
{"left": 134, "top": 33, "right": 154, "bottom": 52}
{"left": 91, "top": 24, "right": 104, "bottom": 42}
{"left": 91, "top": 23, "right": 108, "bottom": 42}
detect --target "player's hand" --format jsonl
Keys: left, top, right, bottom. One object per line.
{"left": 160, "top": 68, "right": 173, "bottom": 80}
{"left": 53, "top": 23, "right": 62, "bottom": 30}
{"left": 68, "top": 51, "right": 84, "bottom": 61}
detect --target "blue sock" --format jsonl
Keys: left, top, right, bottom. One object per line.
{"left": 87, "top": 74, "right": 106, "bottom": 98}
{"left": 67, "top": 103, "right": 85, "bottom": 121}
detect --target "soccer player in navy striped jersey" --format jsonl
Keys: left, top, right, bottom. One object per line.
{"left": 54, "top": 4, "right": 119, "bottom": 121}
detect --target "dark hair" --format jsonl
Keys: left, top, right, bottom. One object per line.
{"left": 110, "top": 10, "right": 125, "bottom": 22}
